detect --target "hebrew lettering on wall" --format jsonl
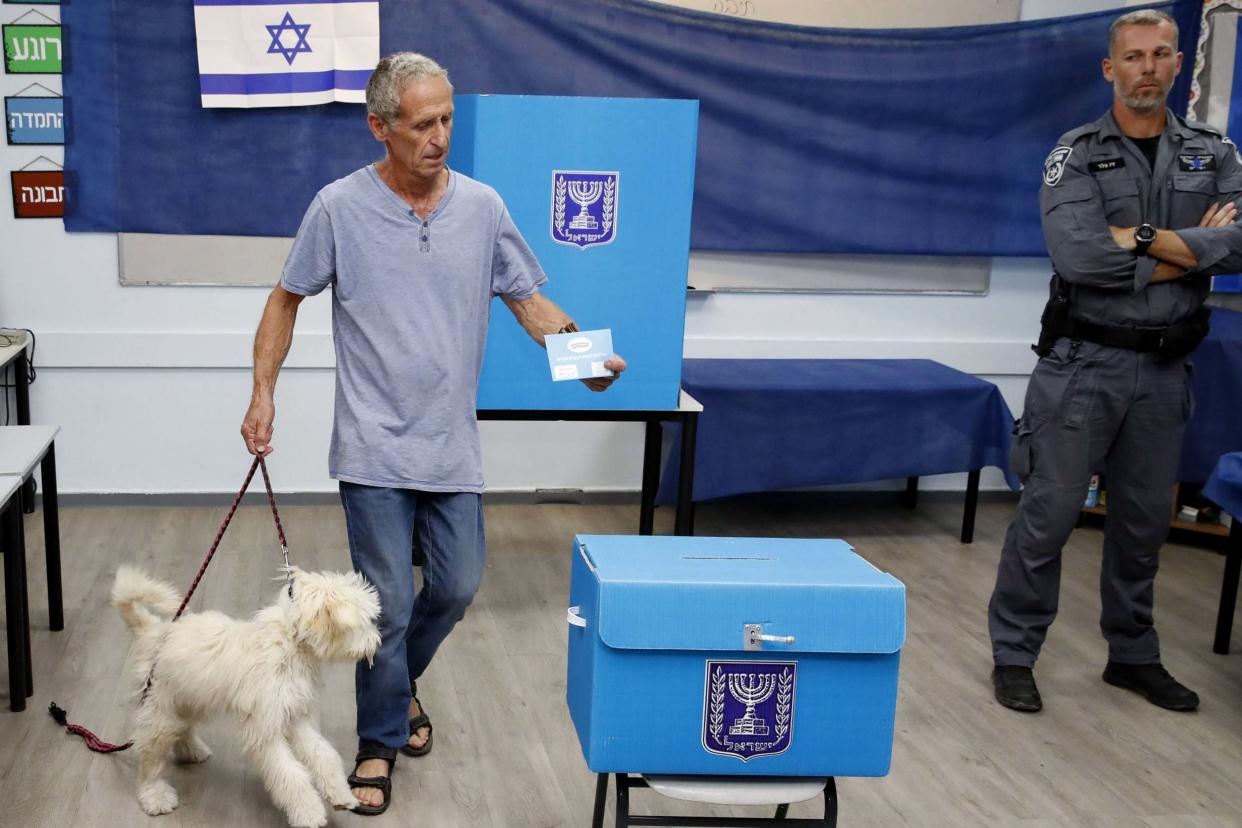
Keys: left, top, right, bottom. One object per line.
{"left": 11, "top": 168, "right": 65, "bottom": 218}
{"left": 5, "top": 95, "right": 64, "bottom": 144}
{"left": 3, "top": 24, "right": 64, "bottom": 74}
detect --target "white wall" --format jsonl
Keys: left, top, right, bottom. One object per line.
{"left": 0, "top": 0, "right": 1127, "bottom": 495}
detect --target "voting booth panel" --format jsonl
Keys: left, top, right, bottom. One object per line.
{"left": 566, "top": 535, "right": 906, "bottom": 777}
{"left": 449, "top": 95, "right": 697, "bottom": 411}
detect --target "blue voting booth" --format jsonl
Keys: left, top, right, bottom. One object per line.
{"left": 448, "top": 95, "right": 698, "bottom": 411}
{"left": 566, "top": 535, "right": 906, "bottom": 777}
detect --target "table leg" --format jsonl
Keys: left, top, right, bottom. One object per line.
{"left": 639, "top": 421, "right": 661, "bottom": 536}
{"left": 41, "top": 444, "right": 63, "bottom": 631}
{"left": 674, "top": 412, "right": 698, "bottom": 537}
{"left": 15, "top": 351, "right": 34, "bottom": 515}
{"left": 903, "top": 477, "right": 918, "bottom": 510}
{"left": 1214, "top": 520, "right": 1241, "bottom": 655}
{"left": 592, "top": 773, "right": 608, "bottom": 828}
{"left": 961, "top": 469, "right": 981, "bottom": 544}
{"left": 16, "top": 491, "right": 31, "bottom": 697}
{"left": 823, "top": 777, "right": 839, "bottom": 827}
{"left": 2, "top": 498, "right": 28, "bottom": 711}
{"left": 614, "top": 773, "right": 630, "bottom": 828}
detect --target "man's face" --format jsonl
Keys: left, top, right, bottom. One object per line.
{"left": 369, "top": 76, "right": 454, "bottom": 182}
{"left": 1103, "top": 22, "right": 1182, "bottom": 113}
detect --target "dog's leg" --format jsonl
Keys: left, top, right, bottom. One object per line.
{"left": 288, "top": 718, "right": 360, "bottom": 811}
{"left": 173, "top": 725, "right": 213, "bottom": 764}
{"left": 134, "top": 717, "right": 183, "bottom": 816}
{"left": 244, "top": 725, "right": 328, "bottom": 828}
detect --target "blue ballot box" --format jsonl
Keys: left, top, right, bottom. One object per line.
{"left": 566, "top": 535, "right": 906, "bottom": 777}
{"left": 448, "top": 95, "right": 698, "bottom": 411}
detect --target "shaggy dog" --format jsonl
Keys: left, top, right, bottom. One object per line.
{"left": 112, "top": 566, "right": 382, "bottom": 827}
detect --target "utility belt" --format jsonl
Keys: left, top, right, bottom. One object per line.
{"left": 1033, "top": 276, "right": 1211, "bottom": 360}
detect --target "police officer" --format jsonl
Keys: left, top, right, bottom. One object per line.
{"left": 988, "top": 9, "right": 1242, "bottom": 713}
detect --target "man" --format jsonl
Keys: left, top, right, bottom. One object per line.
{"left": 988, "top": 9, "right": 1242, "bottom": 714}
{"left": 240, "top": 53, "right": 626, "bottom": 814}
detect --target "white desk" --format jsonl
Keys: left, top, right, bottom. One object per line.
{"left": 0, "top": 426, "right": 63, "bottom": 638}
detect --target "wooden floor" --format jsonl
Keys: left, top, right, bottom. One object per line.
{"left": 1, "top": 493, "right": 1240, "bottom": 827}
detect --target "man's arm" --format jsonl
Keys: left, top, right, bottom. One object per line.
{"left": 1109, "top": 200, "right": 1239, "bottom": 275}
{"left": 241, "top": 285, "right": 305, "bottom": 455}
{"left": 501, "top": 291, "right": 626, "bottom": 392}
{"left": 1040, "top": 143, "right": 1154, "bottom": 291}
{"left": 501, "top": 291, "right": 576, "bottom": 342}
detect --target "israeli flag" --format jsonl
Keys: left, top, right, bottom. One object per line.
{"left": 193, "top": 0, "right": 379, "bottom": 109}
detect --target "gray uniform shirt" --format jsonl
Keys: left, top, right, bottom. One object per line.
{"left": 281, "top": 165, "right": 547, "bottom": 492}
{"left": 1040, "top": 108, "right": 1242, "bottom": 327}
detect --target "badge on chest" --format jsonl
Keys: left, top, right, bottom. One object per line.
{"left": 1179, "top": 154, "right": 1216, "bottom": 172}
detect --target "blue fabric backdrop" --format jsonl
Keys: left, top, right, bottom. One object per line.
{"left": 61, "top": 0, "right": 1199, "bottom": 254}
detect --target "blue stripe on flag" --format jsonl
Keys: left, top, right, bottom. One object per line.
{"left": 200, "top": 69, "right": 371, "bottom": 95}
{"left": 194, "top": 0, "right": 373, "bottom": 5}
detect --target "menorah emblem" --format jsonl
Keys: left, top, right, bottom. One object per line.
{"left": 550, "top": 170, "right": 619, "bottom": 249}
{"left": 702, "top": 661, "right": 796, "bottom": 762}
{"left": 567, "top": 180, "right": 603, "bottom": 230}
{"left": 727, "top": 672, "right": 777, "bottom": 736}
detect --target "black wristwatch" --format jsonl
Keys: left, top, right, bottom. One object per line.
{"left": 1134, "top": 223, "right": 1157, "bottom": 255}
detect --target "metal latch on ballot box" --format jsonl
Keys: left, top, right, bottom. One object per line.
{"left": 744, "top": 623, "right": 795, "bottom": 651}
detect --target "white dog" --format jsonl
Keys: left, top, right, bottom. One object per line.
{"left": 112, "top": 565, "right": 382, "bottom": 827}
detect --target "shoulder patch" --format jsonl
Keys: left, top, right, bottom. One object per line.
{"left": 1044, "top": 146, "right": 1073, "bottom": 187}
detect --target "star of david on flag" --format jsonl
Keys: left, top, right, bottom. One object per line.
{"left": 193, "top": 0, "right": 379, "bottom": 109}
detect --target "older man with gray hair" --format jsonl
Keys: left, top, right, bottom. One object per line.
{"left": 241, "top": 52, "right": 626, "bottom": 814}
{"left": 989, "top": 8, "right": 1242, "bottom": 715}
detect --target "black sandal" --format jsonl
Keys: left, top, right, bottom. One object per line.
{"left": 401, "top": 680, "right": 434, "bottom": 757}
{"left": 348, "top": 744, "right": 396, "bottom": 816}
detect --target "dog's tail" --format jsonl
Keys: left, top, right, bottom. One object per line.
{"left": 111, "top": 566, "right": 181, "bottom": 633}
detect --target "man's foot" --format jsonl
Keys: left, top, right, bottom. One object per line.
{"left": 992, "top": 665, "right": 1042, "bottom": 712}
{"left": 407, "top": 695, "right": 431, "bottom": 752}
{"left": 1102, "top": 661, "right": 1199, "bottom": 711}
{"left": 349, "top": 745, "right": 396, "bottom": 816}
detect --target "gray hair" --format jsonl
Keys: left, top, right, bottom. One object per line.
{"left": 366, "top": 52, "right": 452, "bottom": 124}
{"left": 1108, "top": 9, "right": 1179, "bottom": 53}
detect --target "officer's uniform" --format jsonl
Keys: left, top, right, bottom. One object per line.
{"left": 989, "top": 108, "right": 1242, "bottom": 668}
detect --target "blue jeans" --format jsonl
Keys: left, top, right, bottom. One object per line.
{"left": 339, "top": 482, "right": 485, "bottom": 748}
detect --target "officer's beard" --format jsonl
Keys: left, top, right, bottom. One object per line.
{"left": 1116, "top": 78, "right": 1167, "bottom": 113}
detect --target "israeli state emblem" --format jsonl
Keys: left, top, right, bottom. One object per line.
{"left": 702, "top": 661, "right": 796, "bottom": 761}
{"left": 551, "top": 170, "right": 618, "bottom": 249}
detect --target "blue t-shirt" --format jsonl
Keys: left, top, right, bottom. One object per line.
{"left": 281, "top": 165, "right": 547, "bottom": 491}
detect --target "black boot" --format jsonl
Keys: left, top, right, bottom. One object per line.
{"left": 992, "top": 665, "right": 1042, "bottom": 712}
{"left": 1102, "top": 662, "right": 1199, "bottom": 711}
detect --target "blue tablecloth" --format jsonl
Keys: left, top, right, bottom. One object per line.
{"left": 1179, "top": 308, "right": 1242, "bottom": 483}
{"left": 656, "top": 359, "right": 1018, "bottom": 505}
{"left": 1203, "top": 453, "right": 1242, "bottom": 518}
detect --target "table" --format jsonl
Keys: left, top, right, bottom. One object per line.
{"left": 1179, "top": 307, "right": 1242, "bottom": 483}
{"left": 656, "top": 360, "right": 1018, "bottom": 542}
{"left": 1202, "top": 452, "right": 1242, "bottom": 654}
{"left": 0, "top": 426, "right": 63, "bottom": 634}
{"left": 0, "top": 331, "right": 33, "bottom": 511}
{"left": 480, "top": 390, "right": 701, "bottom": 536}
{"left": 0, "top": 474, "right": 30, "bottom": 711}
{"left": 593, "top": 773, "right": 837, "bottom": 827}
